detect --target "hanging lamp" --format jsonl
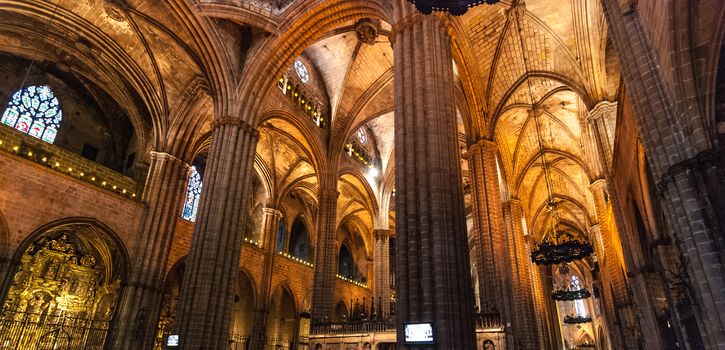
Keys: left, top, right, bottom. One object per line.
{"left": 406, "top": 0, "right": 500, "bottom": 16}
{"left": 552, "top": 288, "right": 592, "bottom": 301}
{"left": 563, "top": 314, "right": 592, "bottom": 324}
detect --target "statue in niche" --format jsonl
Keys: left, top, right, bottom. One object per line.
{"left": 27, "top": 293, "right": 49, "bottom": 321}
{"left": 483, "top": 339, "right": 496, "bottom": 350}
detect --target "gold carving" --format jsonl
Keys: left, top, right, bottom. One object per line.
{"left": 1, "top": 233, "right": 120, "bottom": 348}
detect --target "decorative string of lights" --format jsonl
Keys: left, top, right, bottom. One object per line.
{"left": 243, "top": 237, "right": 261, "bottom": 247}
{"left": 277, "top": 251, "right": 314, "bottom": 267}
{"left": 563, "top": 315, "right": 592, "bottom": 324}
{"left": 336, "top": 274, "right": 369, "bottom": 289}
{"left": 552, "top": 288, "right": 591, "bottom": 301}
{"left": 407, "top": 0, "right": 500, "bottom": 16}
{"left": 505, "top": 7, "right": 594, "bottom": 266}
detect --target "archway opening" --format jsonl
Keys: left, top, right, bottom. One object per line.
{"left": 266, "top": 286, "right": 296, "bottom": 349}
{"left": 230, "top": 271, "right": 256, "bottom": 347}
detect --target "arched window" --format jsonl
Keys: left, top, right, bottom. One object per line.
{"left": 338, "top": 244, "right": 355, "bottom": 279}
{"left": 182, "top": 166, "right": 202, "bottom": 222}
{"left": 1, "top": 85, "right": 63, "bottom": 143}
{"left": 289, "top": 218, "right": 311, "bottom": 260}
{"left": 276, "top": 219, "right": 285, "bottom": 253}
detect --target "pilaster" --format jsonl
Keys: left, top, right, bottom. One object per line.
{"left": 372, "top": 229, "right": 391, "bottom": 318}
{"left": 110, "top": 151, "right": 189, "bottom": 349}
{"left": 250, "top": 207, "right": 283, "bottom": 349}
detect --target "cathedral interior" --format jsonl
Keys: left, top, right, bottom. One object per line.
{"left": 0, "top": 0, "right": 723, "bottom": 349}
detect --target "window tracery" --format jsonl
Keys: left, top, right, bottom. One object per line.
{"left": 1, "top": 85, "right": 63, "bottom": 143}
{"left": 295, "top": 60, "right": 310, "bottom": 83}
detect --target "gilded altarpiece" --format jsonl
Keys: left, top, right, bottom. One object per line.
{"left": 0, "top": 233, "right": 120, "bottom": 349}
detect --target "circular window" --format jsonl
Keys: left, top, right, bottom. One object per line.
{"left": 294, "top": 60, "right": 309, "bottom": 83}
{"left": 357, "top": 127, "right": 367, "bottom": 143}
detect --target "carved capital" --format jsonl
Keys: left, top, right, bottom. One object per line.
{"left": 262, "top": 207, "right": 283, "bottom": 219}
{"left": 212, "top": 116, "right": 260, "bottom": 139}
{"left": 149, "top": 151, "right": 189, "bottom": 169}
{"left": 319, "top": 189, "right": 340, "bottom": 199}
{"left": 373, "top": 229, "right": 391, "bottom": 242}
{"left": 587, "top": 101, "right": 618, "bottom": 122}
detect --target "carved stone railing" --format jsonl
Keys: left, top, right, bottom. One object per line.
{"left": 310, "top": 319, "right": 396, "bottom": 335}
{"left": 0, "top": 312, "right": 110, "bottom": 349}
{"left": 228, "top": 334, "right": 250, "bottom": 350}
{"left": 477, "top": 312, "right": 504, "bottom": 330}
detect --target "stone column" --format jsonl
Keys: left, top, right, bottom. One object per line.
{"left": 372, "top": 229, "right": 391, "bottom": 318}
{"left": 391, "top": 2, "right": 477, "bottom": 348}
{"left": 465, "top": 140, "right": 511, "bottom": 325}
{"left": 175, "top": 117, "right": 259, "bottom": 349}
{"left": 250, "top": 208, "right": 283, "bottom": 349}
{"left": 600, "top": 2, "right": 725, "bottom": 348}
{"left": 311, "top": 189, "right": 339, "bottom": 322}
{"left": 501, "top": 199, "right": 540, "bottom": 349}
{"left": 110, "top": 151, "right": 189, "bottom": 349}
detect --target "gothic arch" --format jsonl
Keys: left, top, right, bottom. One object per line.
{"left": 1, "top": 217, "right": 130, "bottom": 348}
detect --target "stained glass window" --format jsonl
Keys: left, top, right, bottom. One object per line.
{"left": 1, "top": 85, "right": 63, "bottom": 143}
{"left": 294, "top": 60, "right": 309, "bottom": 83}
{"left": 571, "top": 275, "right": 587, "bottom": 316}
{"left": 182, "top": 166, "right": 202, "bottom": 222}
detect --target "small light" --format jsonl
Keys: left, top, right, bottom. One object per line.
{"left": 122, "top": 189, "right": 127, "bottom": 194}
{"left": 91, "top": 177, "right": 96, "bottom": 181}
{"left": 68, "top": 167, "right": 73, "bottom": 172}
{"left": 112, "top": 185, "right": 117, "bottom": 190}
{"left": 132, "top": 193, "right": 136, "bottom": 197}
{"left": 27, "top": 151, "right": 33, "bottom": 156}
{"left": 102, "top": 181, "right": 107, "bottom": 186}
{"left": 79, "top": 172, "right": 84, "bottom": 177}
{"left": 54, "top": 162, "right": 60, "bottom": 167}
{"left": 12, "top": 146, "right": 19, "bottom": 151}
{"left": 41, "top": 157, "right": 47, "bottom": 162}
{"left": 293, "top": 93, "right": 298, "bottom": 97}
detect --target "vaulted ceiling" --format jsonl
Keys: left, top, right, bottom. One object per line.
{"left": 0, "top": 0, "right": 621, "bottom": 241}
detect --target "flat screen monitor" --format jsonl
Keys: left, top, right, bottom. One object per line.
{"left": 167, "top": 335, "right": 179, "bottom": 347}
{"left": 404, "top": 322, "right": 435, "bottom": 345}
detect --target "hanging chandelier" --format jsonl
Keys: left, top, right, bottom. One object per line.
{"left": 563, "top": 315, "right": 592, "bottom": 324}
{"left": 552, "top": 288, "right": 592, "bottom": 301}
{"left": 530, "top": 223, "right": 593, "bottom": 265}
{"left": 407, "top": 0, "right": 500, "bottom": 16}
